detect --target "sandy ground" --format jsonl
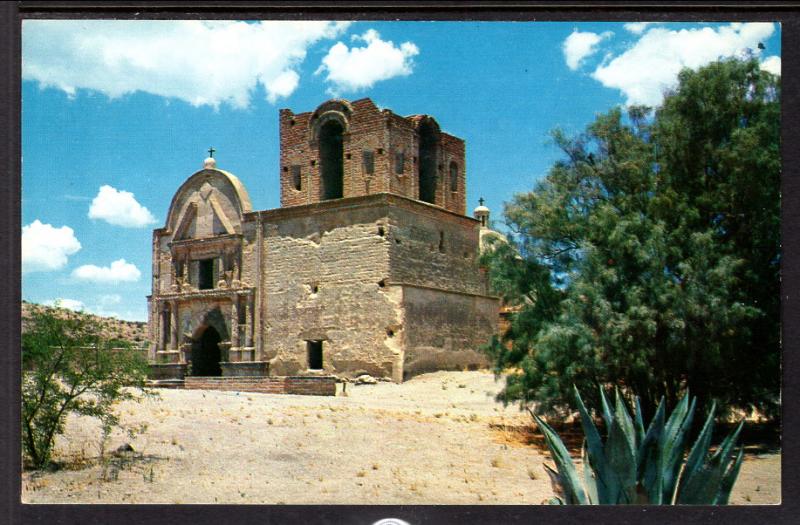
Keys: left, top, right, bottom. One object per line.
{"left": 21, "top": 371, "right": 780, "bottom": 505}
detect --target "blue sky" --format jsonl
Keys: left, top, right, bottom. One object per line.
{"left": 21, "top": 20, "right": 782, "bottom": 321}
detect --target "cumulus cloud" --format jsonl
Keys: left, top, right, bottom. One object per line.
{"left": 72, "top": 259, "right": 141, "bottom": 283}
{"left": 98, "top": 294, "right": 123, "bottom": 306}
{"left": 44, "top": 298, "right": 86, "bottom": 312}
{"left": 563, "top": 30, "right": 613, "bottom": 70}
{"left": 22, "top": 220, "right": 81, "bottom": 273}
{"left": 22, "top": 20, "right": 350, "bottom": 108}
{"left": 592, "top": 22, "right": 777, "bottom": 106}
{"left": 761, "top": 55, "right": 781, "bottom": 76}
{"left": 623, "top": 22, "right": 655, "bottom": 35}
{"left": 316, "top": 29, "right": 419, "bottom": 93}
{"left": 88, "top": 185, "right": 156, "bottom": 228}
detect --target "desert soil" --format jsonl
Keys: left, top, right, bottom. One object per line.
{"left": 21, "top": 370, "right": 780, "bottom": 505}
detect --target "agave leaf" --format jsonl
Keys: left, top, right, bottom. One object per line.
{"left": 663, "top": 397, "right": 696, "bottom": 502}
{"left": 662, "top": 394, "right": 691, "bottom": 455}
{"left": 679, "top": 419, "right": 744, "bottom": 505}
{"left": 573, "top": 386, "right": 611, "bottom": 501}
{"left": 676, "top": 402, "right": 716, "bottom": 501}
{"left": 534, "top": 413, "right": 588, "bottom": 504}
{"left": 683, "top": 402, "right": 716, "bottom": 479}
{"left": 638, "top": 403, "right": 665, "bottom": 504}
{"left": 634, "top": 396, "right": 646, "bottom": 448}
{"left": 614, "top": 389, "right": 637, "bottom": 458}
{"left": 716, "top": 446, "right": 744, "bottom": 504}
{"left": 676, "top": 462, "right": 727, "bottom": 504}
{"left": 582, "top": 440, "right": 599, "bottom": 504}
{"left": 712, "top": 420, "right": 744, "bottom": 464}
{"left": 543, "top": 463, "right": 566, "bottom": 503}
{"left": 599, "top": 386, "right": 614, "bottom": 430}
{"left": 604, "top": 414, "right": 637, "bottom": 503}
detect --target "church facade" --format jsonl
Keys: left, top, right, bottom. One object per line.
{"left": 147, "top": 98, "right": 499, "bottom": 382}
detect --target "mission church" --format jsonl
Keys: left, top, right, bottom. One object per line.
{"left": 147, "top": 98, "right": 499, "bottom": 384}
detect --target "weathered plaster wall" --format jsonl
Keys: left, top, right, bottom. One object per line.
{"left": 258, "top": 202, "right": 402, "bottom": 378}
{"left": 387, "top": 203, "right": 487, "bottom": 295}
{"left": 252, "top": 194, "right": 496, "bottom": 381}
{"left": 401, "top": 285, "right": 497, "bottom": 378}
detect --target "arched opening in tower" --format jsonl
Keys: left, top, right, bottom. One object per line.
{"left": 418, "top": 122, "right": 438, "bottom": 204}
{"left": 319, "top": 120, "right": 344, "bottom": 200}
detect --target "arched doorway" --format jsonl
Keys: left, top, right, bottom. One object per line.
{"left": 191, "top": 325, "right": 222, "bottom": 376}
{"left": 418, "top": 121, "right": 438, "bottom": 204}
{"left": 319, "top": 119, "right": 344, "bottom": 200}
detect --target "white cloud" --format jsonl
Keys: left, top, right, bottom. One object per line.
{"left": 22, "top": 220, "right": 81, "bottom": 273}
{"left": 592, "top": 22, "right": 777, "bottom": 106}
{"left": 761, "top": 55, "right": 781, "bottom": 76}
{"left": 44, "top": 298, "right": 86, "bottom": 312}
{"left": 72, "top": 258, "right": 141, "bottom": 283}
{"left": 98, "top": 294, "right": 123, "bottom": 306}
{"left": 88, "top": 185, "right": 157, "bottom": 228}
{"left": 563, "top": 30, "right": 613, "bottom": 71}
{"left": 22, "top": 20, "right": 350, "bottom": 109}
{"left": 623, "top": 22, "right": 655, "bottom": 35}
{"left": 316, "top": 29, "right": 419, "bottom": 93}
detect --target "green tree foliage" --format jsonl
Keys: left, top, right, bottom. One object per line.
{"left": 22, "top": 306, "right": 152, "bottom": 469}
{"left": 482, "top": 58, "right": 780, "bottom": 416}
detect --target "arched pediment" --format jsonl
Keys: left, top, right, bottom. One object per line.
{"left": 165, "top": 168, "right": 252, "bottom": 240}
{"left": 309, "top": 99, "right": 353, "bottom": 141}
{"left": 413, "top": 115, "right": 441, "bottom": 134}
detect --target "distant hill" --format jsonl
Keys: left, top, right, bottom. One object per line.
{"left": 22, "top": 301, "right": 149, "bottom": 348}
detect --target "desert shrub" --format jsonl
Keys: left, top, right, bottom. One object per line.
{"left": 21, "top": 305, "right": 152, "bottom": 470}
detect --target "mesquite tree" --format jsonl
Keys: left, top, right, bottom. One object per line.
{"left": 22, "top": 306, "right": 151, "bottom": 469}
{"left": 482, "top": 58, "right": 780, "bottom": 417}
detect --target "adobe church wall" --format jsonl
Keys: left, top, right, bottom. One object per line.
{"left": 257, "top": 202, "right": 402, "bottom": 379}
{"left": 387, "top": 204, "right": 487, "bottom": 296}
{"left": 400, "top": 285, "right": 497, "bottom": 378}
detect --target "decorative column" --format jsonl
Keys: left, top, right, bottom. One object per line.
{"left": 157, "top": 301, "right": 165, "bottom": 351}
{"left": 169, "top": 300, "right": 178, "bottom": 351}
{"left": 230, "top": 296, "right": 240, "bottom": 349}
{"left": 244, "top": 294, "right": 253, "bottom": 348}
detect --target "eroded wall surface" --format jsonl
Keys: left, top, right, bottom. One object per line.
{"left": 256, "top": 200, "right": 402, "bottom": 378}
{"left": 251, "top": 194, "right": 498, "bottom": 380}
{"left": 401, "top": 285, "right": 497, "bottom": 377}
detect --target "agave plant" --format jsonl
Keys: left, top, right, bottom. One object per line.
{"left": 532, "top": 386, "right": 744, "bottom": 504}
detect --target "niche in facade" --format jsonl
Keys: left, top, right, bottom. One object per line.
{"left": 449, "top": 162, "right": 459, "bottom": 193}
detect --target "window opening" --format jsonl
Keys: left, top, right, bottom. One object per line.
{"left": 418, "top": 123, "right": 438, "bottom": 204}
{"left": 199, "top": 259, "right": 215, "bottom": 290}
{"left": 319, "top": 119, "right": 344, "bottom": 200}
{"left": 307, "top": 340, "right": 323, "bottom": 370}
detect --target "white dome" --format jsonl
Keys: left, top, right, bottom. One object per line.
{"left": 203, "top": 157, "right": 217, "bottom": 169}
